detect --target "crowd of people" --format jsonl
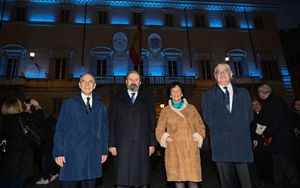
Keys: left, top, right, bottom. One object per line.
{"left": 0, "top": 63, "right": 300, "bottom": 188}
{"left": 0, "top": 98, "right": 59, "bottom": 187}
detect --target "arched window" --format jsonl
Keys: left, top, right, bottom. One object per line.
{"left": 0, "top": 44, "right": 26, "bottom": 79}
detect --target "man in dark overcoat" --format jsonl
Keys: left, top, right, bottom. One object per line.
{"left": 53, "top": 73, "right": 108, "bottom": 188}
{"left": 201, "top": 63, "right": 253, "bottom": 188}
{"left": 257, "top": 84, "right": 300, "bottom": 188}
{"left": 108, "top": 70, "right": 156, "bottom": 188}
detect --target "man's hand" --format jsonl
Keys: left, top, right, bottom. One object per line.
{"left": 101, "top": 155, "right": 108, "bottom": 164}
{"left": 55, "top": 156, "right": 66, "bottom": 167}
{"left": 109, "top": 147, "right": 117, "bottom": 156}
{"left": 149, "top": 146, "right": 155, "bottom": 156}
{"left": 253, "top": 140, "right": 258, "bottom": 148}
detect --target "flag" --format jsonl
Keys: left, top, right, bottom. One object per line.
{"left": 129, "top": 24, "right": 142, "bottom": 66}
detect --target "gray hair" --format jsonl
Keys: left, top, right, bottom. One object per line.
{"left": 214, "top": 63, "right": 233, "bottom": 78}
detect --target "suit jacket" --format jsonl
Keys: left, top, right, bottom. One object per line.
{"left": 201, "top": 84, "right": 253, "bottom": 162}
{"left": 108, "top": 87, "right": 156, "bottom": 186}
{"left": 53, "top": 93, "right": 108, "bottom": 181}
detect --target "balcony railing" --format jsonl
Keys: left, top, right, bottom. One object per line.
{"left": 0, "top": 75, "right": 196, "bottom": 85}
{"left": 94, "top": 76, "right": 196, "bottom": 85}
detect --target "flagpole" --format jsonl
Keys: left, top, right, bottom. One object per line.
{"left": 0, "top": 0, "right": 6, "bottom": 30}
{"left": 81, "top": 3, "right": 88, "bottom": 66}
{"left": 244, "top": 8, "right": 257, "bottom": 68}
{"left": 184, "top": 8, "right": 193, "bottom": 68}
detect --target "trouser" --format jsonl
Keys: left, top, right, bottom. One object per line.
{"left": 216, "top": 162, "right": 252, "bottom": 188}
{"left": 61, "top": 179, "right": 96, "bottom": 188}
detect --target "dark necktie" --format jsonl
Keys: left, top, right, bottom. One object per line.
{"left": 224, "top": 87, "right": 230, "bottom": 112}
{"left": 86, "top": 97, "right": 92, "bottom": 112}
{"left": 130, "top": 92, "right": 136, "bottom": 104}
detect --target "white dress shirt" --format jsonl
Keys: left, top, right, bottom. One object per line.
{"left": 81, "top": 93, "right": 93, "bottom": 108}
{"left": 127, "top": 90, "right": 138, "bottom": 102}
{"left": 219, "top": 83, "right": 233, "bottom": 112}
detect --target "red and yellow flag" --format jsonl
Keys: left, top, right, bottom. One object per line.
{"left": 129, "top": 25, "right": 142, "bottom": 66}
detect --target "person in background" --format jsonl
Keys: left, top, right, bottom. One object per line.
{"left": 257, "top": 84, "right": 300, "bottom": 188}
{"left": 0, "top": 97, "right": 39, "bottom": 188}
{"left": 24, "top": 98, "right": 59, "bottom": 185}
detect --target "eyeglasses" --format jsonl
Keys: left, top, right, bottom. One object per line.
{"left": 80, "top": 80, "right": 95, "bottom": 85}
{"left": 215, "top": 70, "right": 229, "bottom": 75}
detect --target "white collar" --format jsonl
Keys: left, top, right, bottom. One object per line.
{"left": 81, "top": 93, "right": 93, "bottom": 106}
{"left": 218, "top": 83, "right": 233, "bottom": 93}
{"left": 127, "top": 89, "right": 138, "bottom": 95}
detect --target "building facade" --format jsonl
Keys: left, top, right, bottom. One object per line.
{"left": 0, "top": 0, "right": 291, "bottom": 113}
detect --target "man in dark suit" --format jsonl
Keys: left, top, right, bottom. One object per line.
{"left": 53, "top": 73, "right": 108, "bottom": 188}
{"left": 109, "top": 70, "right": 156, "bottom": 188}
{"left": 201, "top": 63, "right": 253, "bottom": 188}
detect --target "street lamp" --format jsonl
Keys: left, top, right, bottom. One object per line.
{"left": 225, "top": 56, "right": 230, "bottom": 62}
{"left": 29, "top": 51, "right": 35, "bottom": 59}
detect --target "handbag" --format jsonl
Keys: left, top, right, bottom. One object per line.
{"left": 18, "top": 116, "right": 41, "bottom": 146}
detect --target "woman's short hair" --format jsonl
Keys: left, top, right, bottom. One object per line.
{"left": 1, "top": 97, "right": 23, "bottom": 115}
{"left": 167, "top": 82, "right": 184, "bottom": 98}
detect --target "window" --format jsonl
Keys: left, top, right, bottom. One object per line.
{"left": 232, "top": 61, "right": 243, "bottom": 77}
{"left": 59, "top": 9, "right": 70, "bottom": 23}
{"left": 132, "top": 12, "right": 143, "bottom": 25}
{"left": 15, "top": 7, "right": 27, "bottom": 22}
{"left": 254, "top": 16, "right": 264, "bottom": 29}
{"left": 98, "top": 11, "right": 108, "bottom": 24}
{"left": 199, "top": 60, "right": 211, "bottom": 80}
{"left": 165, "top": 14, "right": 174, "bottom": 27}
{"left": 54, "top": 58, "right": 67, "bottom": 79}
{"left": 194, "top": 14, "right": 207, "bottom": 28}
{"left": 168, "top": 60, "right": 178, "bottom": 76}
{"left": 96, "top": 59, "right": 107, "bottom": 77}
{"left": 225, "top": 14, "right": 237, "bottom": 28}
{"left": 6, "top": 58, "right": 18, "bottom": 79}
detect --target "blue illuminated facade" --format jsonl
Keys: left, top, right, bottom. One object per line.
{"left": 0, "top": 0, "right": 281, "bottom": 81}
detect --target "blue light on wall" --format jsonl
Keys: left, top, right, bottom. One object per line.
{"left": 72, "top": 67, "right": 87, "bottom": 78}
{"left": 149, "top": 67, "right": 164, "bottom": 76}
{"left": 234, "top": 5, "right": 255, "bottom": 13}
{"left": 0, "top": 13, "right": 10, "bottom": 21}
{"left": 181, "top": 20, "right": 192, "bottom": 27}
{"left": 113, "top": 69, "right": 128, "bottom": 76}
{"left": 249, "top": 69, "right": 262, "bottom": 79}
{"left": 144, "top": 18, "right": 163, "bottom": 26}
{"left": 111, "top": 16, "right": 129, "bottom": 25}
{"left": 29, "top": 14, "right": 56, "bottom": 23}
{"left": 74, "top": 16, "right": 92, "bottom": 24}
{"left": 240, "top": 21, "right": 254, "bottom": 29}
{"left": 24, "top": 71, "right": 47, "bottom": 79}
{"left": 184, "top": 69, "right": 196, "bottom": 77}
{"left": 206, "top": 5, "right": 224, "bottom": 11}
{"left": 209, "top": 18, "right": 223, "bottom": 28}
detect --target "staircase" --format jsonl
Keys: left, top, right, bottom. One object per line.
{"left": 279, "top": 65, "right": 294, "bottom": 104}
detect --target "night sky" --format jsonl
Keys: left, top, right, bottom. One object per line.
{"left": 276, "top": 0, "right": 300, "bottom": 29}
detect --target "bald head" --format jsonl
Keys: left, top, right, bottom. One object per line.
{"left": 79, "top": 73, "right": 96, "bottom": 96}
